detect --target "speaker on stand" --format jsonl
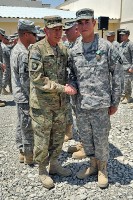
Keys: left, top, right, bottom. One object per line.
{"left": 98, "top": 16, "right": 109, "bottom": 38}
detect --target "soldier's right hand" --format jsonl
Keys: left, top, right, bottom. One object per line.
{"left": 1, "top": 63, "right": 6, "bottom": 71}
{"left": 64, "top": 84, "right": 77, "bottom": 95}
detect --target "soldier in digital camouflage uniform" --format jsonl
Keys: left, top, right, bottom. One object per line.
{"left": 119, "top": 29, "right": 133, "bottom": 104}
{"left": 106, "top": 31, "right": 120, "bottom": 50}
{"left": 68, "top": 8, "right": 123, "bottom": 189}
{"left": 0, "top": 28, "right": 6, "bottom": 107}
{"left": 28, "top": 16, "right": 77, "bottom": 189}
{"left": 2, "top": 34, "right": 12, "bottom": 94}
{"left": 10, "top": 19, "right": 37, "bottom": 164}
{"left": 63, "top": 20, "right": 87, "bottom": 159}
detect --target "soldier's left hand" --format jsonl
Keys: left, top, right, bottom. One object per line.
{"left": 128, "top": 68, "right": 133, "bottom": 73}
{"left": 108, "top": 106, "right": 118, "bottom": 115}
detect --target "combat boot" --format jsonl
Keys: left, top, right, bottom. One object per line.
{"left": 24, "top": 153, "right": 34, "bottom": 165}
{"left": 19, "top": 150, "right": 24, "bottom": 163}
{"left": 67, "top": 143, "right": 83, "bottom": 153}
{"left": 72, "top": 147, "right": 86, "bottom": 159}
{"left": 49, "top": 160, "right": 72, "bottom": 176}
{"left": 76, "top": 157, "right": 98, "bottom": 179}
{"left": 0, "top": 100, "right": 5, "bottom": 107}
{"left": 39, "top": 162, "right": 54, "bottom": 189}
{"left": 97, "top": 160, "right": 108, "bottom": 189}
{"left": 121, "top": 94, "right": 131, "bottom": 104}
{"left": 64, "top": 124, "right": 73, "bottom": 142}
{"left": 1, "top": 88, "right": 10, "bottom": 95}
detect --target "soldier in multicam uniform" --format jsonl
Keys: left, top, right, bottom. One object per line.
{"left": 106, "top": 31, "right": 120, "bottom": 50}
{"left": 119, "top": 29, "right": 133, "bottom": 104}
{"left": 63, "top": 20, "right": 87, "bottom": 159}
{"left": 68, "top": 8, "right": 123, "bottom": 188}
{"left": 28, "top": 16, "right": 77, "bottom": 189}
{"left": 10, "top": 19, "right": 37, "bottom": 165}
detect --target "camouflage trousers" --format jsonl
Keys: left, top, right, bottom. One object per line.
{"left": 0, "top": 68, "right": 3, "bottom": 93}
{"left": 30, "top": 106, "right": 66, "bottom": 164}
{"left": 76, "top": 107, "right": 111, "bottom": 161}
{"left": 16, "top": 103, "right": 34, "bottom": 154}
{"left": 122, "top": 71, "right": 133, "bottom": 96}
{"left": 66, "top": 102, "right": 73, "bottom": 125}
{"left": 2, "top": 67, "right": 11, "bottom": 89}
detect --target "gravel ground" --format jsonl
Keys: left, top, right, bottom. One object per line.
{"left": 0, "top": 94, "right": 133, "bottom": 200}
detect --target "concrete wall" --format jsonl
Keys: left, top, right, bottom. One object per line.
{"left": 0, "top": 19, "right": 44, "bottom": 35}
{"left": 58, "top": 0, "right": 121, "bottom": 19}
{"left": 120, "top": 0, "right": 133, "bottom": 40}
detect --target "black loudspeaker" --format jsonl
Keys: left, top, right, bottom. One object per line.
{"left": 98, "top": 16, "right": 109, "bottom": 30}
{"left": 117, "top": 29, "right": 125, "bottom": 43}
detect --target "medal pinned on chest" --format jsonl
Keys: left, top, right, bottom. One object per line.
{"left": 96, "top": 50, "right": 102, "bottom": 61}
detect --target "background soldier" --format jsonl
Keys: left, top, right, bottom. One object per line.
{"left": 2, "top": 34, "right": 12, "bottom": 94}
{"left": 63, "top": 20, "right": 86, "bottom": 159}
{"left": 29, "top": 15, "right": 77, "bottom": 189}
{"left": 0, "top": 28, "right": 6, "bottom": 107}
{"left": 106, "top": 31, "right": 120, "bottom": 50}
{"left": 10, "top": 19, "right": 37, "bottom": 164}
{"left": 119, "top": 29, "right": 133, "bottom": 104}
{"left": 68, "top": 8, "right": 123, "bottom": 188}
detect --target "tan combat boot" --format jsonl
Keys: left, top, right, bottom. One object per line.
{"left": 97, "top": 160, "right": 108, "bottom": 189}
{"left": 1, "top": 88, "right": 10, "bottom": 95}
{"left": 76, "top": 157, "right": 98, "bottom": 179}
{"left": 121, "top": 94, "right": 131, "bottom": 104}
{"left": 0, "top": 100, "right": 5, "bottom": 107}
{"left": 19, "top": 151, "right": 24, "bottom": 163}
{"left": 67, "top": 143, "right": 83, "bottom": 153}
{"left": 49, "top": 160, "right": 72, "bottom": 176}
{"left": 39, "top": 162, "right": 54, "bottom": 189}
{"left": 72, "top": 147, "right": 86, "bottom": 159}
{"left": 64, "top": 124, "right": 73, "bottom": 142}
{"left": 24, "top": 153, "right": 34, "bottom": 165}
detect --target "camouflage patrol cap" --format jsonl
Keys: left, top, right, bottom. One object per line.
{"left": 37, "top": 28, "right": 46, "bottom": 38}
{"left": 4, "top": 35, "right": 10, "bottom": 40}
{"left": 0, "top": 28, "right": 5, "bottom": 36}
{"left": 76, "top": 8, "right": 94, "bottom": 21}
{"left": 44, "top": 16, "right": 63, "bottom": 28}
{"left": 106, "top": 31, "right": 115, "bottom": 36}
{"left": 63, "top": 19, "right": 77, "bottom": 30}
{"left": 119, "top": 29, "right": 130, "bottom": 36}
{"left": 18, "top": 19, "right": 37, "bottom": 34}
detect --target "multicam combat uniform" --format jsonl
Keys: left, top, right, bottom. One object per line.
{"left": 68, "top": 34, "right": 123, "bottom": 161}
{"left": 11, "top": 41, "right": 33, "bottom": 154}
{"left": 29, "top": 38, "right": 68, "bottom": 163}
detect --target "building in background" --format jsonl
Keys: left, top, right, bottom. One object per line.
{"left": 57, "top": 0, "right": 133, "bottom": 41}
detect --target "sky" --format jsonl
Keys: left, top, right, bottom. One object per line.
{"left": 42, "top": 0, "right": 65, "bottom": 7}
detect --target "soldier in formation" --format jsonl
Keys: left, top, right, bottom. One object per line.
{"left": 63, "top": 19, "right": 87, "bottom": 159}
{"left": 10, "top": 19, "right": 37, "bottom": 165}
{"left": 119, "top": 29, "right": 133, "bottom": 104}
{"left": 106, "top": 31, "right": 120, "bottom": 50}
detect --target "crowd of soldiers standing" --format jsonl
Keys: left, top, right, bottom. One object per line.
{"left": 0, "top": 7, "right": 133, "bottom": 190}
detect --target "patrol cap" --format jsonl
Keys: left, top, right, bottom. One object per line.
{"left": 76, "top": 8, "right": 94, "bottom": 21}
{"left": 0, "top": 28, "right": 5, "bottom": 36}
{"left": 119, "top": 29, "right": 130, "bottom": 36}
{"left": 106, "top": 31, "right": 115, "bottom": 36}
{"left": 18, "top": 19, "right": 37, "bottom": 34}
{"left": 4, "top": 35, "right": 10, "bottom": 40}
{"left": 44, "top": 16, "right": 63, "bottom": 28}
{"left": 37, "top": 28, "right": 46, "bottom": 38}
{"left": 63, "top": 19, "right": 77, "bottom": 30}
